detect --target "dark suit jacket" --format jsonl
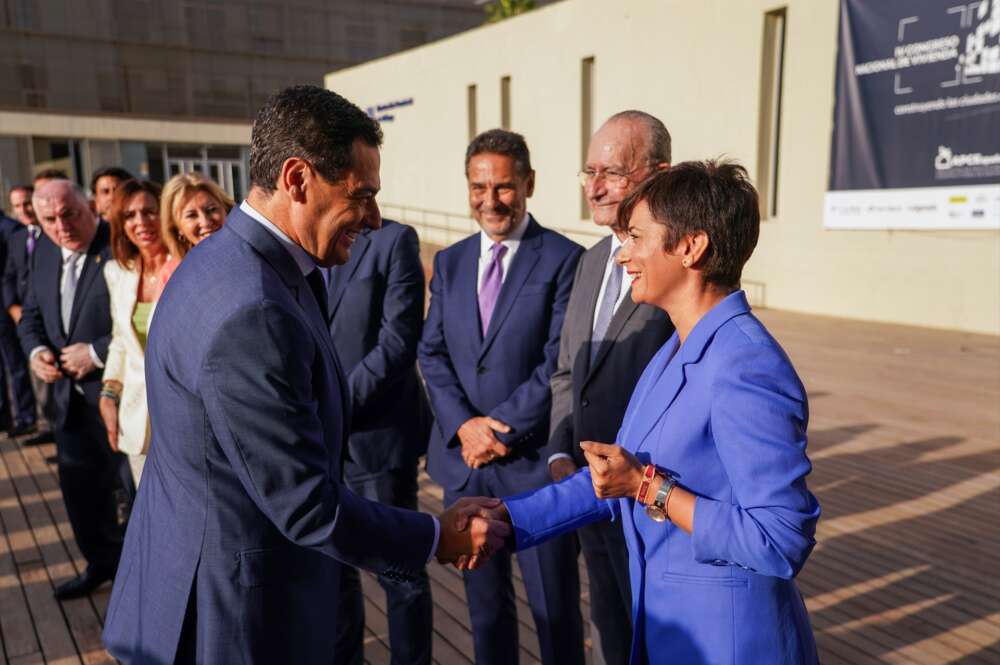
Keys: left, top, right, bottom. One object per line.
{"left": 418, "top": 216, "right": 583, "bottom": 493}
{"left": 17, "top": 224, "right": 112, "bottom": 428}
{"left": 103, "top": 207, "right": 437, "bottom": 665}
{"left": 549, "top": 235, "right": 674, "bottom": 467}
{"left": 327, "top": 219, "right": 428, "bottom": 472}
{"left": 3, "top": 225, "right": 33, "bottom": 308}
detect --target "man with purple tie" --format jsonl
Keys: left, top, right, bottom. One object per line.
{"left": 419, "top": 129, "right": 586, "bottom": 665}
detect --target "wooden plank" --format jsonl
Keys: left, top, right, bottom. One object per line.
{"left": 0, "top": 450, "right": 42, "bottom": 662}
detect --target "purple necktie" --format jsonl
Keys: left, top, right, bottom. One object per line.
{"left": 478, "top": 242, "right": 508, "bottom": 335}
{"left": 26, "top": 228, "right": 36, "bottom": 256}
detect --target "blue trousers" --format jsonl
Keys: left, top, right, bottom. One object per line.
{"left": 334, "top": 463, "right": 433, "bottom": 665}
{"left": 0, "top": 312, "right": 36, "bottom": 427}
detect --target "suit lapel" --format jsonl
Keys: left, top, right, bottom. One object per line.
{"left": 456, "top": 237, "right": 483, "bottom": 355}
{"left": 327, "top": 231, "right": 371, "bottom": 321}
{"left": 67, "top": 222, "right": 108, "bottom": 338}
{"left": 36, "top": 237, "right": 63, "bottom": 344}
{"left": 478, "top": 218, "right": 542, "bottom": 360}
{"left": 118, "top": 268, "right": 144, "bottom": 354}
{"left": 585, "top": 292, "right": 640, "bottom": 383}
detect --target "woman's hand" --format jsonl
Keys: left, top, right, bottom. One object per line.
{"left": 99, "top": 396, "right": 120, "bottom": 452}
{"left": 580, "top": 441, "right": 645, "bottom": 499}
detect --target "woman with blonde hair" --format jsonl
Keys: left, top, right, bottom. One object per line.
{"left": 100, "top": 179, "right": 168, "bottom": 484}
{"left": 157, "top": 173, "right": 234, "bottom": 289}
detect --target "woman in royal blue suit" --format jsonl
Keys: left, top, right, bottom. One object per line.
{"left": 496, "top": 160, "right": 821, "bottom": 665}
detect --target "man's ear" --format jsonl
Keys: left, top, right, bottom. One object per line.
{"left": 525, "top": 170, "right": 536, "bottom": 198}
{"left": 279, "top": 157, "right": 309, "bottom": 202}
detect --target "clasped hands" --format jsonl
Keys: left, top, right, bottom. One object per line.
{"left": 457, "top": 416, "right": 512, "bottom": 469}
{"left": 31, "top": 343, "right": 97, "bottom": 383}
{"left": 435, "top": 496, "right": 512, "bottom": 571}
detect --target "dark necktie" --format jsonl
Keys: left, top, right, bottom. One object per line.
{"left": 306, "top": 268, "right": 329, "bottom": 323}
{"left": 478, "top": 242, "right": 508, "bottom": 335}
{"left": 26, "top": 227, "right": 37, "bottom": 255}
{"left": 591, "top": 246, "right": 623, "bottom": 363}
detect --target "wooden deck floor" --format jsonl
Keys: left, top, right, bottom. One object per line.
{"left": 0, "top": 307, "right": 997, "bottom": 664}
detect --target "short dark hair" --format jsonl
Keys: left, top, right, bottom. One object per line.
{"left": 109, "top": 179, "right": 163, "bottom": 268}
{"left": 606, "top": 110, "right": 672, "bottom": 164}
{"left": 465, "top": 129, "right": 533, "bottom": 178}
{"left": 90, "top": 166, "right": 134, "bottom": 193}
{"left": 33, "top": 168, "right": 68, "bottom": 184}
{"left": 617, "top": 159, "right": 760, "bottom": 292}
{"left": 9, "top": 184, "right": 34, "bottom": 197}
{"left": 249, "top": 85, "right": 383, "bottom": 192}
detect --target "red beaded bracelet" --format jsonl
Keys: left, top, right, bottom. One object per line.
{"left": 635, "top": 463, "right": 656, "bottom": 504}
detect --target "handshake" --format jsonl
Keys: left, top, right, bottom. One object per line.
{"left": 434, "top": 497, "right": 512, "bottom": 570}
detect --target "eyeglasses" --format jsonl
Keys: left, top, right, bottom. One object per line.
{"left": 577, "top": 164, "right": 653, "bottom": 188}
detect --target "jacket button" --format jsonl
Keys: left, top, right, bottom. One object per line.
{"left": 581, "top": 399, "right": 590, "bottom": 407}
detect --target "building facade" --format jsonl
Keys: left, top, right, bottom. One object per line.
{"left": 325, "top": 0, "right": 1000, "bottom": 335}
{"left": 0, "top": 0, "right": 528, "bottom": 200}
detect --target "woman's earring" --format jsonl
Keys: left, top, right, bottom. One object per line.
{"left": 682, "top": 259, "right": 691, "bottom": 267}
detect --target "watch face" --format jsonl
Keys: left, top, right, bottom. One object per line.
{"left": 646, "top": 505, "right": 667, "bottom": 522}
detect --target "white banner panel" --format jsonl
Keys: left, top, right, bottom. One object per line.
{"left": 824, "top": 184, "right": 1000, "bottom": 230}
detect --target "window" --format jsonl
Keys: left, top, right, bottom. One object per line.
{"left": 757, "top": 8, "right": 786, "bottom": 219}
{"left": 467, "top": 84, "right": 477, "bottom": 141}
{"left": 580, "top": 56, "right": 595, "bottom": 219}
{"left": 500, "top": 75, "right": 511, "bottom": 129}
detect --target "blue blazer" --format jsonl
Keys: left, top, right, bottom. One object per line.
{"left": 103, "top": 207, "right": 437, "bottom": 664}
{"left": 418, "top": 216, "right": 583, "bottom": 493}
{"left": 505, "top": 292, "right": 821, "bottom": 665}
{"left": 17, "top": 224, "right": 112, "bottom": 427}
{"left": 327, "top": 219, "right": 429, "bottom": 472}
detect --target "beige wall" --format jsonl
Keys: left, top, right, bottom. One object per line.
{"left": 326, "top": 0, "right": 1000, "bottom": 335}
{"left": 0, "top": 109, "right": 250, "bottom": 144}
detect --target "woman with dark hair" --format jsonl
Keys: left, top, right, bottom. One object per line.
{"left": 99, "top": 179, "right": 168, "bottom": 484}
{"left": 490, "top": 160, "right": 821, "bottom": 664}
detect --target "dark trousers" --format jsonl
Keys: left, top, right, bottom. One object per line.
{"left": 335, "top": 463, "right": 433, "bottom": 665}
{"left": 55, "top": 395, "right": 123, "bottom": 573}
{"left": 446, "top": 468, "right": 585, "bottom": 665}
{"left": 0, "top": 315, "right": 37, "bottom": 427}
{"left": 578, "top": 518, "right": 633, "bottom": 665}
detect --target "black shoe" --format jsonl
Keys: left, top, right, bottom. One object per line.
{"left": 8, "top": 422, "right": 38, "bottom": 438}
{"left": 23, "top": 430, "right": 55, "bottom": 446}
{"left": 53, "top": 567, "right": 114, "bottom": 601}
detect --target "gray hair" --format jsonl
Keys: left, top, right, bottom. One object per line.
{"left": 32, "top": 179, "right": 89, "bottom": 209}
{"left": 606, "top": 110, "right": 672, "bottom": 165}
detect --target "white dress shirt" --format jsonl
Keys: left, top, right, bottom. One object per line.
{"left": 29, "top": 244, "right": 104, "bottom": 372}
{"left": 549, "top": 233, "right": 634, "bottom": 468}
{"left": 240, "top": 200, "right": 442, "bottom": 563}
{"left": 477, "top": 212, "right": 530, "bottom": 293}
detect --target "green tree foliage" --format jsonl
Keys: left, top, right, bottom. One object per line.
{"left": 484, "top": 0, "right": 537, "bottom": 24}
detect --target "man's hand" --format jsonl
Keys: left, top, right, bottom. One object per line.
{"left": 60, "top": 343, "right": 97, "bottom": 380}
{"left": 580, "top": 441, "right": 644, "bottom": 500}
{"left": 30, "top": 348, "right": 61, "bottom": 383}
{"left": 436, "top": 497, "right": 511, "bottom": 569}
{"left": 458, "top": 416, "right": 512, "bottom": 469}
{"left": 549, "top": 456, "right": 578, "bottom": 482}
{"left": 99, "top": 395, "right": 120, "bottom": 452}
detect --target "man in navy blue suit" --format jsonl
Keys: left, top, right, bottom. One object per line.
{"left": 328, "top": 217, "right": 434, "bottom": 665}
{"left": 102, "top": 86, "right": 509, "bottom": 664}
{"left": 419, "top": 129, "right": 586, "bottom": 665}
{"left": 0, "top": 196, "right": 37, "bottom": 437}
{"left": 18, "top": 180, "right": 123, "bottom": 599}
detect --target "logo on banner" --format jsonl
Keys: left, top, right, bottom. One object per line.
{"left": 934, "top": 145, "right": 1000, "bottom": 180}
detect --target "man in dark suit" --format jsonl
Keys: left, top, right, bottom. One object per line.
{"left": 18, "top": 180, "right": 122, "bottom": 599}
{"left": 0, "top": 197, "right": 37, "bottom": 437}
{"left": 419, "top": 129, "right": 586, "bottom": 665}
{"left": 102, "top": 85, "right": 508, "bottom": 665}
{"left": 329, "top": 217, "right": 434, "bottom": 665}
{"left": 547, "top": 111, "right": 675, "bottom": 665}
{"left": 4, "top": 185, "right": 46, "bottom": 439}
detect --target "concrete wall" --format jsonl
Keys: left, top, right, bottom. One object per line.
{"left": 326, "top": 0, "right": 1000, "bottom": 335}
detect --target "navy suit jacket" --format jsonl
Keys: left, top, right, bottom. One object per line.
{"left": 418, "top": 216, "right": 583, "bottom": 493}
{"left": 327, "top": 219, "right": 429, "bottom": 472}
{"left": 2, "top": 225, "right": 32, "bottom": 309}
{"left": 505, "top": 292, "right": 820, "bottom": 665}
{"left": 17, "top": 224, "right": 112, "bottom": 427}
{"left": 102, "top": 207, "right": 437, "bottom": 664}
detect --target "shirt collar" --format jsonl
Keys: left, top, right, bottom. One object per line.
{"left": 240, "top": 200, "right": 317, "bottom": 277}
{"left": 609, "top": 232, "right": 623, "bottom": 256}
{"left": 60, "top": 245, "right": 87, "bottom": 262}
{"left": 479, "top": 212, "right": 530, "bottom": 256}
